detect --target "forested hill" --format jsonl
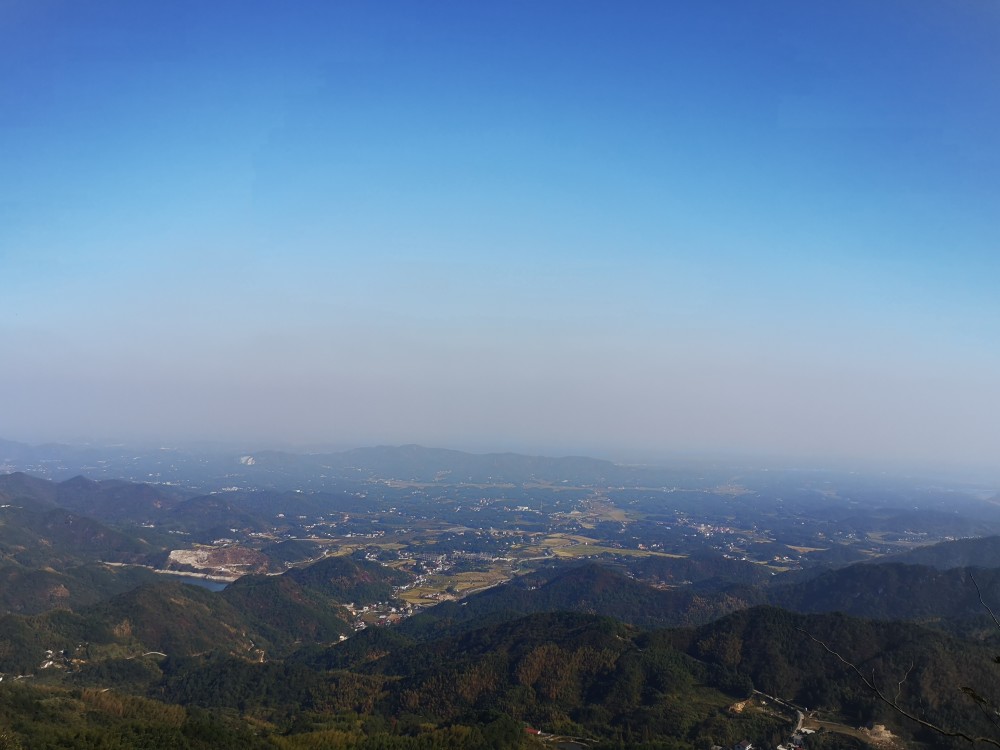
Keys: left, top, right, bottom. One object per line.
{"left": 0, "top": 556, "right": 413, "bottom": 673}
{"left": 4, "top": 556, "right": 1000, "bottom": 747}
{"left": 129, "top": 609, "right": 822, "bottom": 748}
{"left": 153, "top": 607, "right": 1000, "bottom": 750}
{"left": 766, "top": 561, "right": 1000, "bottom": 623}
{"left": 396, "top": 556, "right": 1000, "bottom": 644}
{"left": 674, "top": 606, "right": 1000, "bottom": 747}
{"left": 402, "top": 556, "right": 1000, "bottom": 640}
{"left": 0, "top": 471, "right": 187, "bottom": 524}
{"left": 882, "top": 534, "right": 1000, "bottom": 569}
{"left": 401, "top": 562, "right": 761, "bottom": 638}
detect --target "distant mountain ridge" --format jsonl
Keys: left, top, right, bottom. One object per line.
{"left": 242, "top": 443, "right": 628, "bottom": 484}
{"left": 0, "top": 437, "right": 726, "bottom": 488}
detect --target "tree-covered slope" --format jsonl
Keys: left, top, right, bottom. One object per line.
{"left": 165, "top": 611, "right": 779, "bottom": 749}
{"left": 402, "top": 562, "right": 761, "bottom": 640}
{"left": 884, "top": 535, "right": 1000, "bottom": 570}
{"left": 0, "top": 562, "right": 159, "bottom": 615}
{"left": 284, "top": 555, "right": 411, "bottom": 603}
{"left": 767, "top": 561, "right": 1000, "bottom": 623}
{"left": 674, "top": 606, "right": 1000, "bottom": 748}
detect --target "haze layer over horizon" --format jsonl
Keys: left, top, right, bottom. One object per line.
{"left": 3, "top": 1, "right": 999, "bottom": 471}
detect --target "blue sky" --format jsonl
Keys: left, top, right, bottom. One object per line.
{"left": 2, "top": 0, "right": 999, "bottom": 470}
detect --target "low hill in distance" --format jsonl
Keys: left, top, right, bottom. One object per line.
{"left": 0, "top": 438, "right": 778, "bottom": 489}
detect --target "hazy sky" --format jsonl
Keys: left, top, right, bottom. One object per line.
{"left": 2, "top": 1, "right": 999, "bottom": 469}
